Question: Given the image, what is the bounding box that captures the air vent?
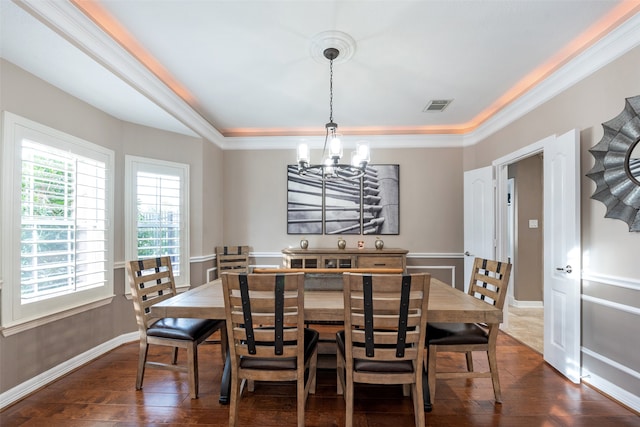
[423,99,453,112]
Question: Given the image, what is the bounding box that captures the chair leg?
[187,343,198,399]
[309,349,318,394]
[171,347,179,365]
[427,345,437,406]
[412,381,425,427]
[136,341,149,390]
[487,349,502,403]
[219,325,228,366]
[336,348,345,396]
[228,370,241,427]
[345,375,354,427]
[465,351,474,372]
[297,366,306,427]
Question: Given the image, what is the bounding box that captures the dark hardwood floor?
[1,332,638,426]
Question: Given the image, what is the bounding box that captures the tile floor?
[503,305,544,353]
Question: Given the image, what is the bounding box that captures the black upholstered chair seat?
[239,328,320,370]
[147,318,224,341]
[336,330,414,373]
[427,322,488,345]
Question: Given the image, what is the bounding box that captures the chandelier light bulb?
[297,142,310,163]
[329,134,343,159]
[324,157,335,176]
[357,141,370,163]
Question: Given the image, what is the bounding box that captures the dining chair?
[127,256,226,399]
[425,257,512,405]
[216,245,250,276]
[221,272,319,427]
[337,272,431,427]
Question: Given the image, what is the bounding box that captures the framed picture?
[287,164,399,235]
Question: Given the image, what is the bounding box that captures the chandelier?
[296,47,370,180]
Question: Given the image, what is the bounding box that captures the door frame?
[493,138,546,342]
[492,133,581,383]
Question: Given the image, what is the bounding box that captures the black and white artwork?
[287,164,399,235]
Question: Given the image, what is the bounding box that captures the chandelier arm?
[320,123,329,160]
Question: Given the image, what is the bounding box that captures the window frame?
[124,155,190,292]
[1,112,115,334]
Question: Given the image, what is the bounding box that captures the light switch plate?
[529,219,539,228]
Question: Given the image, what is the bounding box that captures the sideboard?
[281,247,408,271]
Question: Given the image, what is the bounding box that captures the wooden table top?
[151,278,503,324]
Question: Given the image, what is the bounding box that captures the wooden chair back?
[216,246,250,275]
[342,272,431,366]
[222,272,306,362]
[127,256,178,333]
[467,257,511,310]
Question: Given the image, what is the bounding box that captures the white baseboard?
[510,299,543,308]
[582,369,640,413]
[0,332,138,410]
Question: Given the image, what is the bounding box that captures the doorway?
[503,156,544,353]
[492,130,581,383]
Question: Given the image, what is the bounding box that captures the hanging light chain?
[329,56,334,125]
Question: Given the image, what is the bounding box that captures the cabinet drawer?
[357,256,403,269]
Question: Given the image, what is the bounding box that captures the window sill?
[1,295,115,337]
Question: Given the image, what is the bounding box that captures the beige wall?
[222,147,464,253]
[0,59,219,393]
[508,155,543,302]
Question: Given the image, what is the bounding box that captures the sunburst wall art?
[586,95,640,231]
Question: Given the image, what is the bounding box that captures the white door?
[463,166,494,292]
[543,129,581,383]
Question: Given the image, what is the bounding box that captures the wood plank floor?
[1,332,638,426]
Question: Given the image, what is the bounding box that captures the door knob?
[555,265,573,274]
[464,251,472,256]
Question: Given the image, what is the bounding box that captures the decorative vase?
[337,238,346,249]
[300,238,309,249]
[375,237,384,250]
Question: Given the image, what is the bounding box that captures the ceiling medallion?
[309,30,357,64]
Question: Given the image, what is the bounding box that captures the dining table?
[151,276,502,410]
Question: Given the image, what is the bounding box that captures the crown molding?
[18,1,640,150]
[464,11,640,147]
[16,0,225,146]
[221,133,465,150]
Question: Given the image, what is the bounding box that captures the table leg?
[219,345,231,404]
[423,367,432,412]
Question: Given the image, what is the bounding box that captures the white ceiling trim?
[16,1,640,151]
[222,133,465,151]
[16,0,225,146]
[464,11,640,147]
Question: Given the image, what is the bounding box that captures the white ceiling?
[2,1,640,149]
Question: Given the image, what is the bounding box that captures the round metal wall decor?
[586,95,640,231]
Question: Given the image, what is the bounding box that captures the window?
[125,156,189,289]
[1,112,114,333]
